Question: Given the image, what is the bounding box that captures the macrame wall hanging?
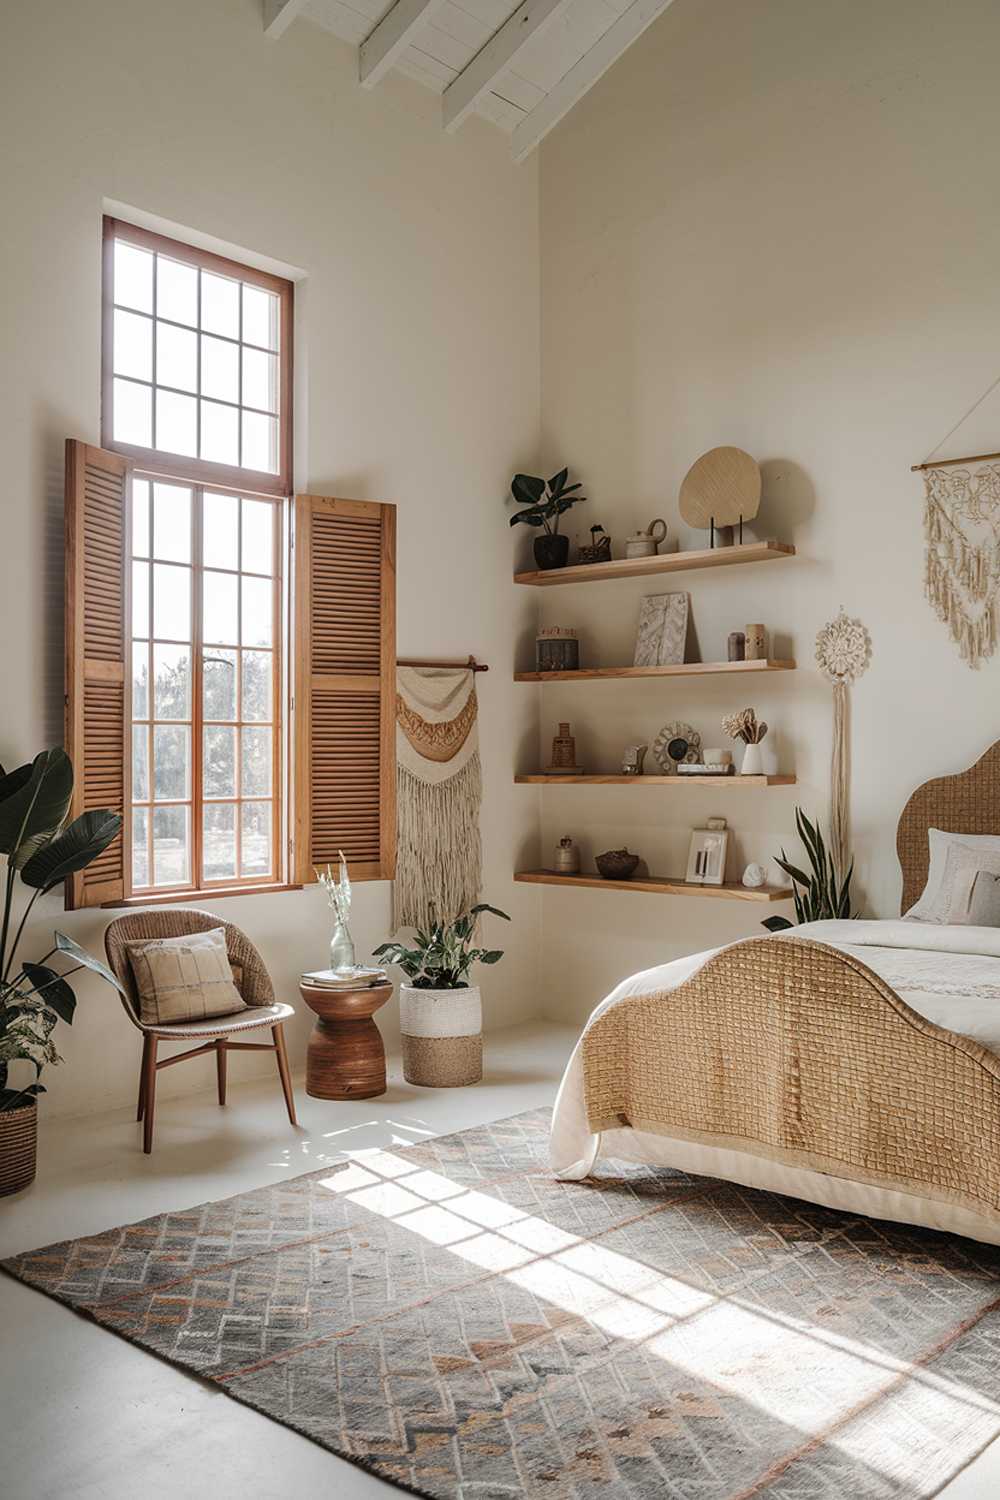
[921,462,1000,669]
[393,665,483,931]
[815,610,872,882]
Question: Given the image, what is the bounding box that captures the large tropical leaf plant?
[762,807,855,933]
[507,467,585,535]
[374,903,510,989]
[0,748,126,1113]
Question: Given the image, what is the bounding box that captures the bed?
[550,740,1000,1246]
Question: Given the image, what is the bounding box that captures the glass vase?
[329,919,356,973]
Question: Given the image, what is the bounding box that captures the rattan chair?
[104,909,298,1154]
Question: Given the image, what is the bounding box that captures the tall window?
[101,219,292,896]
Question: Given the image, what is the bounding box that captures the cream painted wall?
[0,0,541,1116]
[536,0,1000,1022]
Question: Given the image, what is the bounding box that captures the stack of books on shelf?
[300,965,388,990]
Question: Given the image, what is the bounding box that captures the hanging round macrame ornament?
[815,610,872,882]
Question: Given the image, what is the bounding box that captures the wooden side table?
[299,981,394,1100]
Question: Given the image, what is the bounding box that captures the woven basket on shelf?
[0,1099,37,1197]
[400,984,483,1087]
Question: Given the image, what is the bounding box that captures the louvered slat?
[65,440,129,908]
[295,495,396,883]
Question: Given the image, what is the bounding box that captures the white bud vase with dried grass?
[722,707,768,776]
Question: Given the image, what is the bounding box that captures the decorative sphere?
[742,862,767,889]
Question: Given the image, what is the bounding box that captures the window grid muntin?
[129,474,280,894]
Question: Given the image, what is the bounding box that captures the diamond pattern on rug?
[5,1108,1000,1499]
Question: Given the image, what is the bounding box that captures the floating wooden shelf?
[514,870,792,901]
[515,658,795,683]
[515,773,795,787]
[514,539,795,587]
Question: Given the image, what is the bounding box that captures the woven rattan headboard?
[896,740,1000,912]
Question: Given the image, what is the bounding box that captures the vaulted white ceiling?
[264,0,675,159]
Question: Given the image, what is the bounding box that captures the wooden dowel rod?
[911,449,1000,472]
[397,655,489,672]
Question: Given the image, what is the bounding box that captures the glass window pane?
[132,560,150,639]
[153,483,191,563]
[157,256,197,326]
[241,726,271,797]
[241,801,271,878]
[201,334,239,403]
[242,284,278,350]
[132,806,149,889]
[132,478,150,557]
[132,725,149,800]
[204,803,237,882]
[153,724,190,800]
[113,309,152,381]
[113,378,152,447]
[241,347,277,413]
[153,644,191,720]
[153,562,191,640]
[201,271,239,338]
[241,409,278,474]
[203,725,236,798]
[156,321,197,394]
[132,644,149,719]
[203,570,238,645]
[241,575,272,647]
[152,804,190,887]
[155,388,197,457]
[200,400,239,466]
[114,241,153,314]
[241,651,272,722]
[203,647,237,720]
[241,499,273,574]
[203,492,239,568]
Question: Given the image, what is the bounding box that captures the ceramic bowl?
[596,848,640,880]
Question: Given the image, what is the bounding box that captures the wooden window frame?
[126,472,287,902]
[102,217,294,499]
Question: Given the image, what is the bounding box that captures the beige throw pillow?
[905,829,1000,923]
[127,928,248,1026]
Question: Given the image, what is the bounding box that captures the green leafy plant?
[0,748,126,1113]
[507,467,585,535]
[374,903,510,989]
[762,807,855,933]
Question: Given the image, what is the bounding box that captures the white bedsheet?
[550,921,1000,1243]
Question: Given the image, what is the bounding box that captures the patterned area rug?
[6,1109,1000,1498]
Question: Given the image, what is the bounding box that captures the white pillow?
[905,829,1000,923]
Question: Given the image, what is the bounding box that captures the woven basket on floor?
[0,1099,37,1196]
[400,984,483,1087]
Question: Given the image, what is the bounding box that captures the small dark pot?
[0,1098,37,1196]
[533,533,570,571]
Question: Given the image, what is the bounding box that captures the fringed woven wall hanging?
[921,461,1000,669]
[815,610,872,882]
[393,665,482,931]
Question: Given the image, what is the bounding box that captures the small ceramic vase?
[728,631,746,662]
[745,623,768,660]
[624,519,668,558]
[740,742,765,776]
[554,836,580,873]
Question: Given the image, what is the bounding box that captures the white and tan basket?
[400,984,482,1087]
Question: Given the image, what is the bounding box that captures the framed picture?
[634,592,689,667]
[685,828,729,886]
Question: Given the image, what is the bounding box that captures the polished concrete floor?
[3,1020,1000,1499]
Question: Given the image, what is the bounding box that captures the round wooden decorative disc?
[679,447,761,529]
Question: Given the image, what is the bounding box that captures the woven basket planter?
[400,984,482,1087]
[0,1098,37,1197]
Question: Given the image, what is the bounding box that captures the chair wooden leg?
[137,1035,151,1120]
[272,1024,298,1126]
[142,1036,158,1154]
[216,1039,228,1105]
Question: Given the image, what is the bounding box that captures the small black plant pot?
[533,534,570,570]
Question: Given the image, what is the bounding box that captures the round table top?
[299,980,394,1021]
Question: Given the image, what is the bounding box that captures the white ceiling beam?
[511,0,676,161]
[360,0,444,89]
[442,0,573,134]
[263,0,308,39]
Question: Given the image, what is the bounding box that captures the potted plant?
[762,807,855,932]
[374,903,509,1087]
[508,467,585,570]
[0,748,126,1195]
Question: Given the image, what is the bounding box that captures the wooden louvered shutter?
[64,440,130,908]
[294,495,396,883]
